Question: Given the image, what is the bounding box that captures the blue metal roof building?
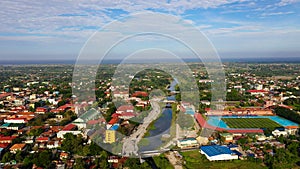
[200,145,238,161]
[110,124,119,131]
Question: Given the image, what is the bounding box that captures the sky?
[0,0,300,61]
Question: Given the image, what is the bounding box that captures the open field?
[222,118,282,128]
[180,150,267,169]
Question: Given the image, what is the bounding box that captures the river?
[140,79,177,151]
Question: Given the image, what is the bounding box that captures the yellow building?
[105,130,116,143]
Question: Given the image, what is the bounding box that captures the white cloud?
[0,0,299,59]
[205,25,262,35]
[277,0,300,6]
[261,11,294,17]
[0,0,247,44]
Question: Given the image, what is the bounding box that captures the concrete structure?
[4,118,27,123]
[72,118,86,129]
[200,145,238,161]
[220,133,233,143]
[256,134,267,141]
[272,129,288,137]
[57,130,82,138]
[206,107,273,116]
[0,123,24,130]
[285,126,299,135]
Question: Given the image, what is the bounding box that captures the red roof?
[205,108,211,111]
[132,91,148,97]
[0,143,10,148]
[50,109,60,113]
[111,113,120,118]
[194,113,223,131]
[247,90,268,93]
[0,136,17,141]
[87,118,106,125]
[17,112,35,116]
[120,112,136,117]
[285,126,299,129]
[278,104,293,110]
[0,93,12,99]
[87,120,100,125]
[108,117,118,125]
[36,137,49,142]
[227,129,263,133]
[62,124,77,131]
[50,126,64,132]
[57,104,73,111]
[117,105,134,112]
[36,107,47,112]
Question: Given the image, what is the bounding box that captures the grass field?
[180,150,267,169]
[222,118,282,128]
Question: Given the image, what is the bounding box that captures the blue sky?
[0,0,299,61]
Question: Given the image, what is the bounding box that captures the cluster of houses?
[0,87,89,164]
[104,91,151,144]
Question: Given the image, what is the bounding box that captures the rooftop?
[200,145,233,157]
[78,108,99,122]
[10,143,26,150]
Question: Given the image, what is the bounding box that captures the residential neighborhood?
[0,63,300,169]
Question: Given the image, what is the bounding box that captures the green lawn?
[222,118,282,128]
[180,150,267,169]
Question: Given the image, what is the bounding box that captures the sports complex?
[192,108,299,134]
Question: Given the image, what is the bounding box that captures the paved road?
[122,98,162,157]
[166,151,183,169]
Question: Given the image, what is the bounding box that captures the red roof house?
[36,137,49,143]
[132,91,148,97]
[62,124,77,131]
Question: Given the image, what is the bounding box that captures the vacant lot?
[222,118,282,128]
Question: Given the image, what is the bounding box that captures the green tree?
[89,142,104,155]
[15,151,24,162]
[100,158,109,169]
[38,150,52,167]
[82,145,90,156]
[74,159,85,169]
[1,152,14,163]
[61,133,84,154]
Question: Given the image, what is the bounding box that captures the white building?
[177,138,199,149]
[4,118,26,123]
[47,141,61,149]
[57,130,82,138]
[272,129,288,137]
[72,118,86,129]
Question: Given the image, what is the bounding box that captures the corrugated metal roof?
[110,124,119,131]
[78,108,99,122]
[200,145,233,157]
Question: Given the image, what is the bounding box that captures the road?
[122,98,162,157]
[165,151,183,169]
